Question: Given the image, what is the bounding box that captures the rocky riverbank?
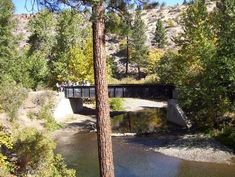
[150,134,235,164]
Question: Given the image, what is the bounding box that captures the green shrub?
[167,19,175,27]
[109,77,145,84]
[38,98,61,131]
[27,91,60,131]
[0,125,14,176]
[27,111,38,120]
[0,79,27,121]
[109,98,124,111]
[29,91,61,131]
[214,127,235,152]
[13,128,76,176]
[143,74,159,84]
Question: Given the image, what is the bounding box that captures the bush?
[28,91,61,131]
[143,74,159,83]
[37,92,61,131]
[109,77,144,84]
[167,19,175,27]
[0,124,13,176]
[13,128,76,176]
[0,79,28,121]
[147,49,165,74]
[156,51,183,84]
[109,98,124,111]
[212,127,235,152]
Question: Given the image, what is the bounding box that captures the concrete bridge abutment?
[69,98,83,113]
[167,99,191,128]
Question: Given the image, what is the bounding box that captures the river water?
[55,109,235,177]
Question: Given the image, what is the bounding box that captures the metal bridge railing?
[64,84,176,100]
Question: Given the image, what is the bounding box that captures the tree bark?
[92,1,115,177]
[137,65,141,80]
[125,35,129,76]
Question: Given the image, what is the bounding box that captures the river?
[55,109,235,177]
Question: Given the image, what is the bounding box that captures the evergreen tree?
[106,10,132,76]
[51,9,91,83]
[28,10,56,55]
[37,1,152,176]
[27,10,57,88]
[131,10,148,79]
[105,12,122,35]
[0,0,18,81]
[154,19,167,48]
[120,11,132,76]
[0,0,15,58]
[183,0,188,5]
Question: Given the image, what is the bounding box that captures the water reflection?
[111,108,167,134]
[55,108,235,177]
[55,133,235,177]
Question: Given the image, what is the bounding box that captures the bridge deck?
[64,84,176,100]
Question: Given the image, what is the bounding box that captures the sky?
[12,0,184,14]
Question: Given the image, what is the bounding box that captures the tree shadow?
[77,106,128,117]
[77,106,96,116]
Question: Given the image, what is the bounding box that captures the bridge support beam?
[69,98,83,113]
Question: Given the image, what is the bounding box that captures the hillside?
[13,1,216,74]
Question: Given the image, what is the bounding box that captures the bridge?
[63,84,190,128]
[64,84,176,99]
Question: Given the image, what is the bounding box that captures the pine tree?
[106,10,132,76]
[183,0,188,5]
[51,10,91,83]
[27,10,57,88]
[0,0,15,58]
[37,1,152,176]
[28,10,56,55]
[120,11,132,76]
[0,0,17,81]
[131,10,148,79]
[154,19,167,48]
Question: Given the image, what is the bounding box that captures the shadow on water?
[55,108,235,177]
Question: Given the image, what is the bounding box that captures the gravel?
[151,134,235,164]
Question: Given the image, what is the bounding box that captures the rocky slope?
[14,1,216,73]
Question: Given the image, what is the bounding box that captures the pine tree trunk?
[92,1,115,177]
[125,35,129,76]
[137,65,141,80]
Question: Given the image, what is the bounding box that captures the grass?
[109,98,124,111]
[109,74,158,85]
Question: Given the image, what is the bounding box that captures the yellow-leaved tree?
[68,39,94,83]
[147,48,165,74]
